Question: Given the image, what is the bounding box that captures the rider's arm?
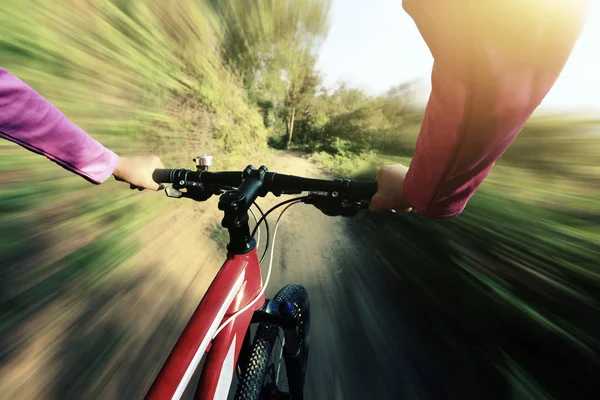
[0,68,163,189]
[397,0,591,218]
[0,67,119,184]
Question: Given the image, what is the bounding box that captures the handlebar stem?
[218,165,267,254]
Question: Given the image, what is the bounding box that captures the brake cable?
[251,196,309,238]
[213,201,303,338]
[252,202,270,265]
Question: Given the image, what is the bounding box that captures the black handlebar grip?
[349,180,378,201]
[152,168,175,184]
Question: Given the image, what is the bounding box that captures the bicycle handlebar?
[153,164,377,251]
[152,168,377,202]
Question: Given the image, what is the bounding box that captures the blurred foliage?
[216,0,331,148]
[0,0,331,295]
[0,0,329,396]
[502,114,600,184]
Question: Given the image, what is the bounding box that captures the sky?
[315,0,600,111]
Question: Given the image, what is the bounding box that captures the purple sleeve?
[0,68,119,184]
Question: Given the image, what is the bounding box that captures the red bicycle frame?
[145,248,264,400]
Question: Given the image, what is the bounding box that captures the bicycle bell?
[194,154,213,171]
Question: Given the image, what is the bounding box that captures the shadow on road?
[298,210,600,399]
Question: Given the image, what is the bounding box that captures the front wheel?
[234,284,310,400]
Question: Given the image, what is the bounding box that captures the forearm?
[402,0,592,218]
[0,68,118,184]
[403,64,539,218]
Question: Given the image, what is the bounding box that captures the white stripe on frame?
[171,271,245,400]
[213,335,237,399]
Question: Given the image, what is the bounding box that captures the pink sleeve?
[0,68,119,184]
[401,0,592,218]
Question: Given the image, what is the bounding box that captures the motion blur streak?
[1,1,599,399]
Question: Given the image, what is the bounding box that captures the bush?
[312,150,380,178]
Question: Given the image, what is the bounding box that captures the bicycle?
[144,155,377,400]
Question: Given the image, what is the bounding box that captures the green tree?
[212,0,332,142]
[283,60,320,148]
[213,0,331,86]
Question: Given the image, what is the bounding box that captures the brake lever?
[304,191,367,217]
[165,186,184,198]
[164,180,216,201]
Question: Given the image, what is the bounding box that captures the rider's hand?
[112,155,164,191]
[369,164,414,213]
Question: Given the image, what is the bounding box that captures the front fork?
[238,298,305,399]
